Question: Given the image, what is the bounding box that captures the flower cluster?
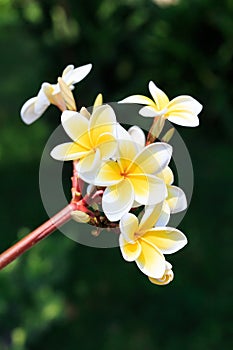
[21,63,202,285]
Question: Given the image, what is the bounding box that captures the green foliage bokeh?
[0,0,232,349]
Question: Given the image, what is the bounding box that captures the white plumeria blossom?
[20,63,92,124]
[119,203,187,279]
[51,104,118,179]
[89,139,172,221]
[119,81,202,127]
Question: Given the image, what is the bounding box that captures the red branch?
[0,203,77,270]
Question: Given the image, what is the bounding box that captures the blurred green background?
[0,0,232,349]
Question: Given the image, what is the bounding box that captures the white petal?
[77,149,101,182]
[61,110,90,145]
[167,113,199,127]
[102,178,135,221]
[89,104,116,143]
[156,201,170,226]
[93,93,103,109]
[79,107,91,119]
[120,213,139,243]
[95,132,117,159]
[168,95,203,114]
[136,238,166,278]
[129,174,167,205]
[38,83,54,109]
[140,106,162,117]
[114,123,132,141]
[20,96,48,125]
[94,160,123,186]
[143,227,187,254]
[35,86,51,114]
[138,203,163,232]
[117,140,139,171]
[149,81,169,110]
[128,125,146,148]
[119,235,142,262]
[119,95,154,105]
[156,166,174,185]
[167,185,187,213]
[62,64,74,77]
[130,142,172,175]
[167,96,202,127]
[63,63,92,85]
[50,142,90,161]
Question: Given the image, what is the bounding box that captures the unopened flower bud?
[71,210,90,223]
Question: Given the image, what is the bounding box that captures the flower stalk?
[0,203,76,270]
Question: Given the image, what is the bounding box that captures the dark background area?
[0,0,232,349]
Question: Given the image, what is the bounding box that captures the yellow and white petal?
[136,238,166,278]
[41,82,55,101]
[114,123,132,142]
[142,227,187,254]
[155,201,170,226]
[93,93,103,109]
[128,125,146,148]
[62,64,74,78]
[117,140,139,172]
[20,96,48,125]
[119,94,155,106]
[128,174,167,205]
[63,63,92,86]
[130,142,172,175]
[95,132,117,159]
[79,107,91,120]
[94,160,123,186]
[138,203,163,233]
[89,104,116,144]
[61,110,91,148]
[168,95,202,114]
[139,105,163,117]
[102,178,135,221]
[167,96,202,127]
[119,213,139,243]
[167,112,199,127]
[119,235,142,262]
[149,81,169,110]
[167,185,187,213]
[156,166,174,185]
[149,261,174,285]
[36,86,52,114]
[76,149,101,182]
[50,142,90,161]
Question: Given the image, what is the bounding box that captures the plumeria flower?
[125,131,187,214]
[119,204,187,280]
[148,261,174,286]
[157,166,187,213]
[87,139,172,221]
[20,63,92,124]
[119,81,202,127]
[51,104,117,178]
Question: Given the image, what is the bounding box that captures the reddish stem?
[0,203,77,271]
